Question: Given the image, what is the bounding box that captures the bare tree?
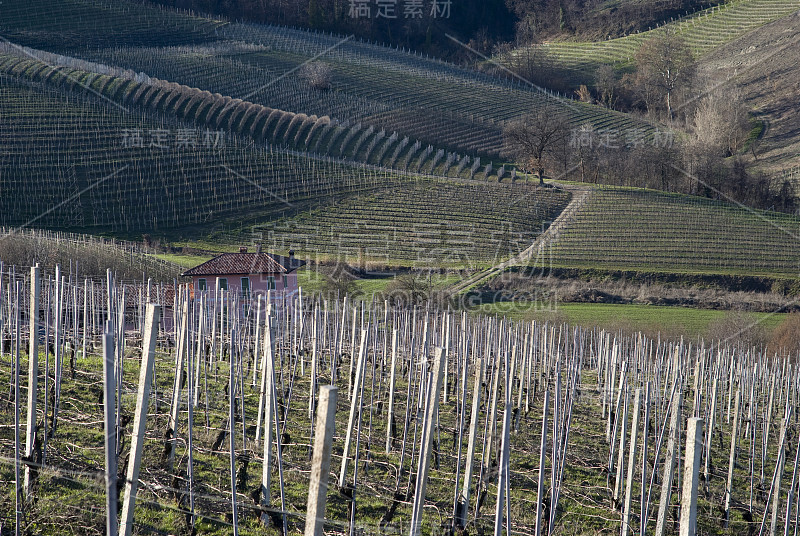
[503,106,569,184]
[630,31,694,120]
[594,64,618,109]
[319,263,360,300]
[384,273,430,305]
[299,61,333,91]
[692,85,750,157]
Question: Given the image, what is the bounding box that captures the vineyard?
[505,0,800,84]
[0,0,657,169]
[0,0,225,49]
[2,4,800,534]
[0,72,405,234]
[1,268,800,536]
[538,187,800,277]
[0,45,507,186]
[252,179,571,267]
[0,228,181,282]
[0,68,579,268]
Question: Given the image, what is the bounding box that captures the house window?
[197,278,207,291]
[282,275,288,288]
[241,277,250,293]
[268,276,276,290]
[218,278,228,291]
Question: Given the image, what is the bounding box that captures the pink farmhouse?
[181,247,305,300]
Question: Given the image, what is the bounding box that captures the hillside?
[3,3,800,536]
[696,9,800,175]
[0,0,657,167]
[0,228,181,280]
[537,186,800,277]
[0,74,394,232]
[252,178,571,267]
[500,0,799,87]
[0,55,575,268]
[0,0,797,278]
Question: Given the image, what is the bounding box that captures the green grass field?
[472,301,786,338]
[296,267,461,296]
[152,253,214,268]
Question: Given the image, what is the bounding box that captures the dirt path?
[447,184,593,295]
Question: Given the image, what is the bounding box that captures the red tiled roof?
[181,252,305,277]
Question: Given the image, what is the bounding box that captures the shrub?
[767,313,800,358]
[705,311,767,350]
[299,61,333,91]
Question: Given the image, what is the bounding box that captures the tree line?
[502,32,794,213]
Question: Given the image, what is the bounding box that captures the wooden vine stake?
[655,379,682,536]
[339,329,368,488]
[229,328,239,536]
[724,390,740,527]
[409,347,446,536]
[622,388,642,536]
[457,356,484,528]
[769,408,790,536]
[102,331,118,536]
[119,304,161,536]
[13,281,22,535]
[260,314,277,521]
[614,388,629,506]
[386,328,398,453]
[24,264,40,499]
[304,386,338,536]
[167,293,189,473]
[535,389,550,536]
[493,352,512,536]
[679,418,704,536]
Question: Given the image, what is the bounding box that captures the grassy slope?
[296,267,461,295]
[473,301,785,337]
[696,10,800,175]
[500,0,799,86]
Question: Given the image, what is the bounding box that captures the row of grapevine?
[0,47,505,181]
[512,0,800,80]
[0,0,225,49]
[0,74,403,233]
[538,186,800,276]
[252,177,572,266]
[2,263,799,535]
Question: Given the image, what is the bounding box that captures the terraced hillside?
[254,179,571,267]
[505,0,799,85]
[0,0,225,49]
[0,68,570,267]
[0,74,395,233]
[541,187,800,276]
[0,0,657,166]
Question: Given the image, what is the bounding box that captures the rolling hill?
[501,0,800,87]
[0,0,798,279]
